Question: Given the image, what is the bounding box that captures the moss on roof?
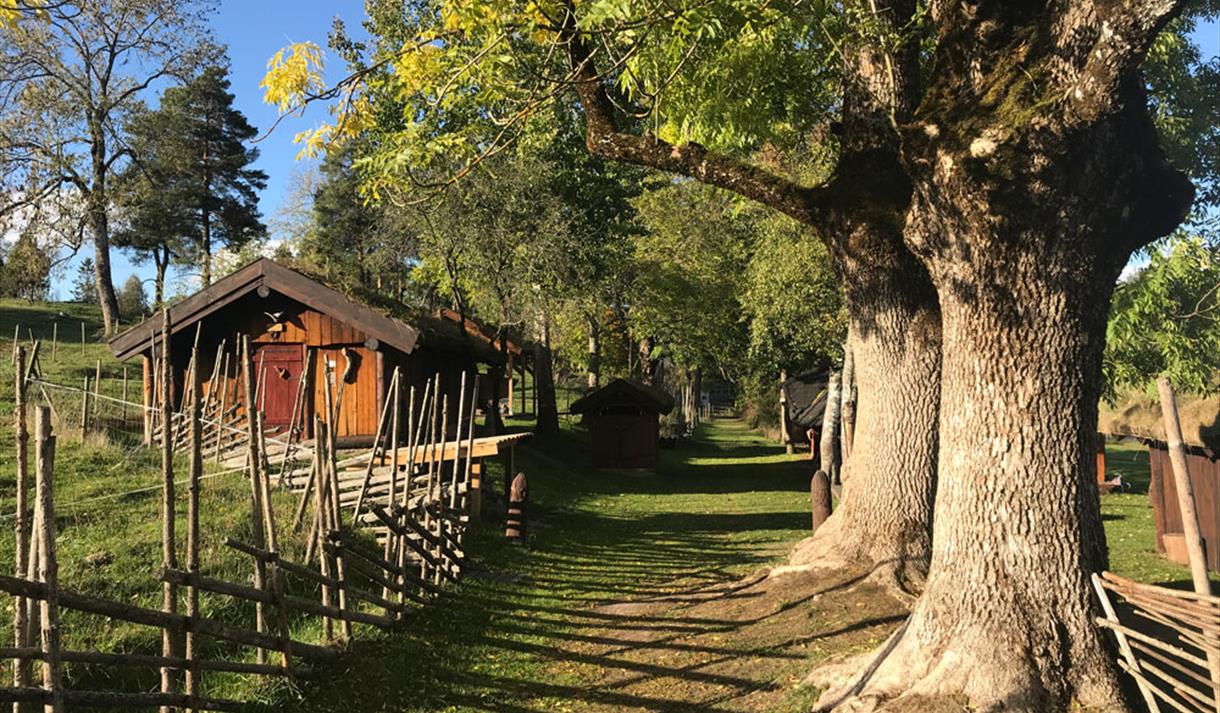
[1098,388,1220,450]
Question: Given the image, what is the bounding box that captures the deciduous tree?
[0,0,214,333]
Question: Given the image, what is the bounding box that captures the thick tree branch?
[558,2,826,227]
[1054,0,1187,124]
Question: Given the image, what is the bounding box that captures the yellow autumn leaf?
[261,41,326,113]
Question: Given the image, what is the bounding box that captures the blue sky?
[74,0,369,300]
[58,5,1220,300]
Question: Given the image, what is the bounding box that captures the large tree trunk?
[816,3,1195,707]
[787,263,941,585]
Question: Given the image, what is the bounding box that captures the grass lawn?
[0,299,1204,710]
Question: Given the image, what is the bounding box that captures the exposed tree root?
[773,514,924,606]
[806,606,1132,713]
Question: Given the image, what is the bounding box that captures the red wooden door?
[255,344,305,433]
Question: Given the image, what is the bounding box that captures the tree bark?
[817,4,1195,707]
[788,264,941,584]
[785,0,941,585]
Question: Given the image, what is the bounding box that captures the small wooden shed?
[570,378,674,469]
[779,369,829,449]
[108,258,502,446]
[1099,392,1220,572]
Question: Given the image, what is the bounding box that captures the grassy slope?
[0,299,1202,709]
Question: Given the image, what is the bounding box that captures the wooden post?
[79,377,89,441]
[255,414,292,674]
[461,377,480,526]
[312,417,334,643]
[383,369,403,606]
[185,349,202,713]
[11,324,19,365]
[13,347,31,710]
[811,470,832,533]
[352,368,399,519]
[1156,376,1220,707]
[240,336,269,664]
[214,351,230,465]
[159,309,178,713]
[92,360,101,432]
[79,322,85,356]
[34,406,63,713]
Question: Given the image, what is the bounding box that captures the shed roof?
[569,378,674,415]
[436,307,533,359]
[782,369,830,430]
[1099,389,1220,451]
[108,258,502,364]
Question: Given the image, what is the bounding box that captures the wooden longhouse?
[108,258,503,446]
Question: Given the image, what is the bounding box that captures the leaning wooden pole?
[1156,376,1220,707]
[185,346,203,713]
[158,308,179,713]
[352,368,400,519]
[34,406,63,713]
[240,336,270,664]
[12,347,30,711]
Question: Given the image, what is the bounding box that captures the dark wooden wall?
[1149,443,1219,571]
[587,411,660,469]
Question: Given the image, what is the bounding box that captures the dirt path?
[280,418,907,713]
[530,566,905,713]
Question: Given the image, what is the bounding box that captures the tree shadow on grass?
[272,417,836,712]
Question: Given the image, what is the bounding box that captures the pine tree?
[116,275,149,320]
[115,63,267,291]
[72,258,98,304]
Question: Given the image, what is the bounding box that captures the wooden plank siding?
[1149,443,1220,571]
[117,262,500,445]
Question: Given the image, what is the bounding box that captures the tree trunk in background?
[87,124,120,334]
[153,247,170,307]
[692,368,702,427]
[839,340,855,461]
[200,205,212,287]
[534,318,559,435]
[778,370,793,454]
[817,370,841,482]
[586,315,600,390]
[819,3,1195,707]
[787,264,941,584]
[637,337,655,385]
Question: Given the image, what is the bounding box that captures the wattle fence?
[0,334,483,711]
